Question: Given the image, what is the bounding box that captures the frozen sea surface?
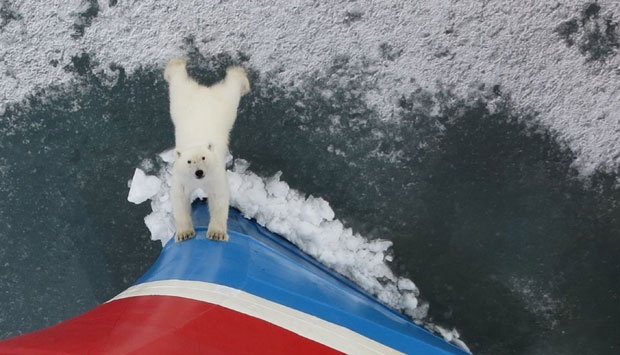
[1,1,619,354]
[2,1,620,176]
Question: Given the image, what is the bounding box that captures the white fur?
[164,58,250,242]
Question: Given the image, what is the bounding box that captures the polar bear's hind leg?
[225,66,251,95]
[164,58,188,82]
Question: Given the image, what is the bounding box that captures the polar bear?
[164,58,250,242]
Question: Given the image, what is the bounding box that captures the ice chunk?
[397,278,418,292]
[144,211,174,244]
[159,149,176,164]
[265,172,289,199]
[127,168,161,204]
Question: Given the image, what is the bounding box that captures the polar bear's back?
[166,60,249,152]
[170,84,236,150]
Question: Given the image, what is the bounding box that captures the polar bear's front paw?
[207,226,229,242]
[175,228,196,242]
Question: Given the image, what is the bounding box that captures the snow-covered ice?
[127,151,467,349]
[2,1,620,177]
[127,168,161,204]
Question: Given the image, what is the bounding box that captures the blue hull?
[0,201,468,354]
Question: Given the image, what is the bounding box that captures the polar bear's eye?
[202,156,205,160]
[187,160,191,164]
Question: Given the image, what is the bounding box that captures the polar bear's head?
[175,144,214,180]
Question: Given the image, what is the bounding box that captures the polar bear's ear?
[176,151,181,158]
[207,143,213,151]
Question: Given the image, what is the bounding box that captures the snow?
[127,151,466,349]
[2,1,620,176]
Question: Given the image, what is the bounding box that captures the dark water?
[1,52,619,354]
[0,62,165,338]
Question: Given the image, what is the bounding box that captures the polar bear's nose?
[195,170,204,179]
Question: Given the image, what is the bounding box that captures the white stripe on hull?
[112,280,402,355]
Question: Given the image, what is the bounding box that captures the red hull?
[0,295,340,355]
